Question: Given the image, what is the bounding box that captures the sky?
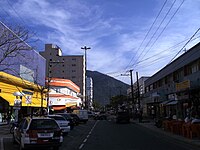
[0,0,200,85]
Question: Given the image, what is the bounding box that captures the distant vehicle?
[68,113,80,125]
[13,116,63,150]
[56,113,75,130]
[47,114,70,134]
[94,111,107,120]
[88,111,95,118]
[116,110,130,123]
[72,109,88,123]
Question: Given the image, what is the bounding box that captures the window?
[191,63,198,73]
[72,76,76,79]
[72,58,76,61]
[72,70,76,72]
[72,64,76,67]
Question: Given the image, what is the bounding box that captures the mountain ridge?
[87,70,130,106]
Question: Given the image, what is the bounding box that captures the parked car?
[88,111,95,118]
[68,113,80,125]
[13,116,63,150]
[56,113,75,130]
[94,111,107,120]
[116,110,130,123]
[47,114,70,135]
[72,110,88,123]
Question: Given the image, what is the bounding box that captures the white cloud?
[2,0,200,84]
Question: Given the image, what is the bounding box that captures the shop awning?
[66,102,77,107]
[0,93,47,107]
[52,105,66,110]
[166,100,178,105]
[160,100,172,105]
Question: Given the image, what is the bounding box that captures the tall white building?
[86,77,93,110]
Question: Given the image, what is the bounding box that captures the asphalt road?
[2,119,200,150]
[81,120,200,150]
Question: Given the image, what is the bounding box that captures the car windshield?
[29,119,59,130]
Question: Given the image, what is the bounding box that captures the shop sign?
[176,80,190,91]
[25,95,32,104]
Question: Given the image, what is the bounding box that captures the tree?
[110,95,127,109]
[0,21,36,70]
[0,22,47,115]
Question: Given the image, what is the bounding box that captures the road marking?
[78,120,99,149]
[79,144,84,149]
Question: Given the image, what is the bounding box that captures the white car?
[13,116,63,150]
[47,115,70,134]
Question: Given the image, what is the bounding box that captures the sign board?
[25,95,32,104]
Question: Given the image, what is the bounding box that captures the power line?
[132,0,178,69]
[140,0,185,61]
[124,0,169,72]
[168,27,200,64]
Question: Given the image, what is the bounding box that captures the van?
[72,110,88,123]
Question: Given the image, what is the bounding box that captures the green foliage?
[110,95,127,108]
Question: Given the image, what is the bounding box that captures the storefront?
[0,72,47,122]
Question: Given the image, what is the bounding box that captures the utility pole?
[136,71,140,109]
[130,70,134,104]
[81,46,91,110]
[46,60,64,114]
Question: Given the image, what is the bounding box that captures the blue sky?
[0,0,200,84]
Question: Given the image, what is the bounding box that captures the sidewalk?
[132,119,200,148]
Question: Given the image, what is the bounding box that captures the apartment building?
[39,44,85,106]
[144,42,200,119]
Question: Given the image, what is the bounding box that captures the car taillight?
[26,130,35,138]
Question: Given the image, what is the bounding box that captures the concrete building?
[86,77,93,110]
[48,78,81,112]
[40,44,85,107]
[0,22,47,122]
[144,42,200,119]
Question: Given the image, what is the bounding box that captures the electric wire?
[168,27,200,64]
[124,0,169,72]
[131,0,178,70]
[138,0,186,62]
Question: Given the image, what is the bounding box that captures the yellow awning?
[66,102,77,107]
[0,93,47,107]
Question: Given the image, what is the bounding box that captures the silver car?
[47,114,70,135]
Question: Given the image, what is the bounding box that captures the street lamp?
[13,91,24,122]
[81,46,91,109]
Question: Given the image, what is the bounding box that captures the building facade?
[0,22,47,122]
[144,42,200,119]
[86,77,93,110]
[39,44,85,107]
[48,78,81,112]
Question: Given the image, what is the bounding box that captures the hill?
[87,70,130,106]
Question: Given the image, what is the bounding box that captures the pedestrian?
[6,113,11,125]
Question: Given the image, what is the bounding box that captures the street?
[2,119,200,150]
[82,119,200,150]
